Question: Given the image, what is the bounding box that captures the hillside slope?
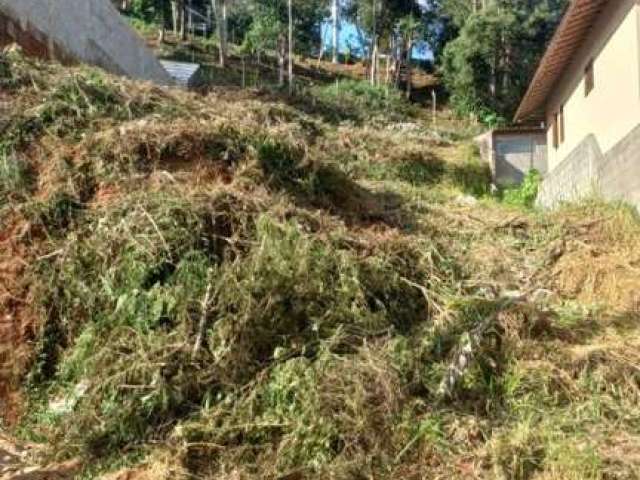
[1,49,639,480]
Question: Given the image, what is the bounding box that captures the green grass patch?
[309,79,416,123]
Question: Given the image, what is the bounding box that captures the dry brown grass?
[548,205,640,310]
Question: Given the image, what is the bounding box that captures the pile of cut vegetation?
[1,49,639,480]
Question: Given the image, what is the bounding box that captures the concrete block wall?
[537,123,640,210]
[475,129,548,187]
[597,123,640,208]
[0,0,172,85]
[494,132,547,186]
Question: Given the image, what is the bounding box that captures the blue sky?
[321,21,433,61]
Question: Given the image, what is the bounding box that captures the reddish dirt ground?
[0,215,36,427]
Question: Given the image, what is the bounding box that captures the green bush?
[501,169,541,208]
[310,79,414,122]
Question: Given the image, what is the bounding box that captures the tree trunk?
[394,37,402,88]
[278,34,286,87]
[158,0,166,43]
[222,0,228,55]
[331,0,339,64]
[171,1,179,35]
[213,0,227,67]
[370,0,377,85]
[385,51,391,85]
[317,32,326,67]
[389,34,397,86]
[405,41,414,100]
[180,0,187,41]
[288,0,294,94]
[158,22,166,43]
[370,41,378,86]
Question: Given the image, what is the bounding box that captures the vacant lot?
[1,50,639,480]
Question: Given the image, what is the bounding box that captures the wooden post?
[431,89,437,126]
[278,34,285,87]
[242,56,246,89]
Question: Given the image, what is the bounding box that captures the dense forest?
[120,0,567,123]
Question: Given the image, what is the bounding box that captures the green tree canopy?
[439,0,567,121]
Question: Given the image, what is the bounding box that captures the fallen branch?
[192,268,214,360]
[437,294,528,399]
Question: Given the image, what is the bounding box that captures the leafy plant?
[501,169,541,208]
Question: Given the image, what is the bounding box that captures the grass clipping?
[1,51,639,480]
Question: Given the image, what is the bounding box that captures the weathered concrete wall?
[598,123,640,208]
[475,129,548,187]
[494,132,547,186]
[0,0,172,85]
[538,123,640,210]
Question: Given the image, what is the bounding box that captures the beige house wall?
[545,0,640,171]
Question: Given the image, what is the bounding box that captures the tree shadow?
[306,164,414,229]
[381,149,492,196]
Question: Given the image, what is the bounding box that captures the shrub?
[502,169,541,208]
[310,79,414,122]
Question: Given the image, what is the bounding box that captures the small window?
[585,59,595,96]
[559,105,565,144]
[552,113,559,149]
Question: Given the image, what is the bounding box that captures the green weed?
[501,169,541,208]
[0,151,32,204]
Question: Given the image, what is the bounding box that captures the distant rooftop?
[160,60,201,88]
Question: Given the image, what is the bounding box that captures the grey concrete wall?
[494,132,547,186]
[0,0,172,85]
[598,123,640,207]
[538,123,640,210]
[475,130,548,187]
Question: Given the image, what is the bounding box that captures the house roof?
[514,0,611,122]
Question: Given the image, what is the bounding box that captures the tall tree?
[288,0,294,92]
[398,14,422,98]
[370,0,378,84]
[439,0,567,120]
[331,0,340,63]
[213,0,229,66]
